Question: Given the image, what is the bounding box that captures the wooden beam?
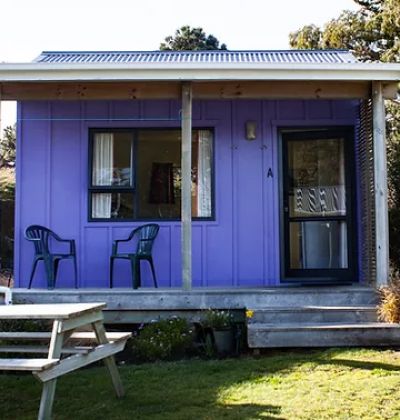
[372,81,389,287]
[181,82,192,290]
[193,81,371,100]
[0,81,181,101]
[0,80,372,101]
[0,86,2,135]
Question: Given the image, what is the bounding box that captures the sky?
[0,0,358,127]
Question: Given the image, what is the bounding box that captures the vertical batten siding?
[15,99,360,288]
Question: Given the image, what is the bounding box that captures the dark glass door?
[282,129,356,283]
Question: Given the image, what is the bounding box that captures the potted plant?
[203,309,234,355]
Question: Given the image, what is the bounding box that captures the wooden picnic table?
[0,302,131,420]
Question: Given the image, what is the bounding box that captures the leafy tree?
[290,0,400,268]
[0,125,16,168]
[160,26,227,51]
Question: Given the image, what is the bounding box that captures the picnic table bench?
[0,303,131,420]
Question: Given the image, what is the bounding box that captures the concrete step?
[248,306,378,324]
[247,322,400,348]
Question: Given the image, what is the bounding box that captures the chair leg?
[44,258,55,289]
[73,256,78,288]
[149,257,158,288]
[28,258,39,289]
[53,259,60,288]
[131,258,140,289]
[110,258,115,288]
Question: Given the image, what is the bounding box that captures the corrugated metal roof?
[34,50,358,65]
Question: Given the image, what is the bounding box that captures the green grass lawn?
[1,348,400,419]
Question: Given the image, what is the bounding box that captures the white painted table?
[0,303,131,420]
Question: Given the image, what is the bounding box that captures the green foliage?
[0,318,50,332]
[160,26,227,51]
[132,317,194,361]
[0,167,15,202]
[202,309,233,330]
[288,24,323,49]
[0,125,16,168]
[290,0,400,270]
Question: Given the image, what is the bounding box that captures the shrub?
[378,271,400,323]
[132,317,194,362]
[202,309,233,330]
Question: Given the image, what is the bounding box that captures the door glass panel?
[288,138,346,218]
[289,220,348,269]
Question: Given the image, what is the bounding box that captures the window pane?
[288,138,346,218]
[92,132,133,187]
[136,129,213,219]
[289,221,348,269]
[91,193,134,219]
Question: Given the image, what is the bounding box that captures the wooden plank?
[0,332,51,340]
[0,302,106,320]
[0,358,59,371]
[0,80,372,101]
[0,345,92,354]
[181,82,192,291]
[0,81,181,100]
[372,81,389,287]
[60,310,103,332]
[12,287,377,310]
[193,81,371,99]
[0,331,129,341]
[68,331,131,341]
[92,320,125,398]
[34,339,126,382]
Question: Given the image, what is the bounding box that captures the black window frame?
[88,127,216,222]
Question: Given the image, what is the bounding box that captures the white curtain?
[197,130,212,217]
[92,133,114,218]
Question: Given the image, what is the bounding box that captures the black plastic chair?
[110,224,160,289]
[25,225,77,289]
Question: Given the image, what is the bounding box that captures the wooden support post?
[372,81,389,286]
[0,86,2,137]
[38,320,64,420]
[181,82,192,290]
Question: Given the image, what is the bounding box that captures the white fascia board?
[0,62,400,81]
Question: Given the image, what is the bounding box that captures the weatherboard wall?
[15,99,360,288]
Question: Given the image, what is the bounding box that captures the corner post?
[372,81,389,286]
[181,82,192,290]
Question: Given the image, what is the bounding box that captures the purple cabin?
[0,49,397,290]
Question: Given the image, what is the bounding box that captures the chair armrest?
[112,239,128,255]
[50,232,76,254]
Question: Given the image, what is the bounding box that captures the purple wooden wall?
[15,99,359,288]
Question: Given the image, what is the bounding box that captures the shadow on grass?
[1,348,397,419]
[315,357,400,372]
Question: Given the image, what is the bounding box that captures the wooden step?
[248,322,400,348]
[247,306,378,324]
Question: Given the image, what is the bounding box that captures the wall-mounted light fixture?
[245,121,257,140]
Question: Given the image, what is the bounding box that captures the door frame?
[279,126,358,284]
